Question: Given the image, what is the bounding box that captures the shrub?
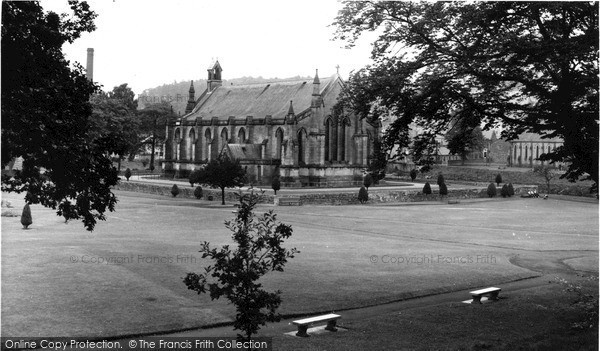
[194,186,203,199]
[189,170,202,187]
[358,186,368,204]
[171,184,180,197]
[501,184,509,197]
[21,204,32,229]
[495,173,503,186]
[487,183,497,197]
[437,173,445,187]
[410,169,417,181]
[141,159,149,168]
[124,168,131,181]
[508,183,515,197]
[364,173,373,189]
[439,182,448,197]
[271,177,281,195]
[149,164,155,171]
[423,182,432,195]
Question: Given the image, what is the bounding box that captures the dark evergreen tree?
[439,183,448,198]
[410,169,417,181]
[495,174,503,186]
[487,183,497,197]
[363,173,373,189]
[437,174,445,187]
[423,182,432,196]
[194,186,203,199]
[171,184,180,197]
[124,168,131,181]
[501,184,510,197]
[271,177,281,195]
[508,183,515,197]
[358,186,368,204]
[20,203,32,229]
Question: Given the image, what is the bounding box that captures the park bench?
[469,287,501,304]
[292,313,340,337]
[278,197,301,206]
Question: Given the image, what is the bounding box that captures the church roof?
[183,76,339,121]
[513,132,563,142]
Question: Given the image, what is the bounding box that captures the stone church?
[162,61,379,186]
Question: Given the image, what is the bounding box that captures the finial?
[336,65,340,75]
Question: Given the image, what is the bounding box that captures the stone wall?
[114,181,538,206]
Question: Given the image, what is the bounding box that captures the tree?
[171,184,179,197]
[358,186,368,204]
[423,182,432,196]
[2,1,119,231]
[436,174,445,187]
[271,177,281,195]
[197,155,246,205]
[333,2,598,190]
[445,121,485,165]
[501,184,510,197]
[508,183,515,197]
[495,174,503,186]
[410,169,417,181]
[363,173,373,189]
[189,170,202,187]
[439,182,448,198]
[194,186,203,199]
[534,165,556,195]
[183,191,299,341]
[138,102,172,171]
[125,168,132,181]
[487,183,497,197]
[368,138,388,182]
[21,204,32,229]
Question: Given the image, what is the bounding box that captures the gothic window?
[298,129,307,164]
[275,128,283,159]
[204,129,212,161]
[220,128,229,151]
[238,128,246,143]
[325,117,333,161]
[188,129,196,161]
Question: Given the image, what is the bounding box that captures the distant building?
[508,132,564,168]
[163,61,379,186]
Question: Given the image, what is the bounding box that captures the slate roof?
[183,75,339,121]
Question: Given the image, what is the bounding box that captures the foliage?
[446,120,485,165]
[508,183,515,197]
[1,1,120,231]
[495,174,503,186]
[138,102,172,171]
[21,203,32,229]
[436,174,445,187]
[410,169,417,181]
[197,155,246,205]
[183,191,299,341]
[141,159,149,168]
[125,168,131,181]
[501,184,510,197]
[487,183,497,197]
[423,182,432,195]
[333,2,599,190]
[189,170,202,187]
[534,165,557,194]
[194,186,203,199]
[271,177,281,195]
[358,186,368,204]
[171,184,179,197]
[363,173,373,189]
[439,182,448,197]
[368,138,387,182]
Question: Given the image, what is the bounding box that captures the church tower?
[207,60,223,92]
[185,81,195,114]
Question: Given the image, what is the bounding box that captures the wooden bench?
[292,313,340,337]
[278,197,301,206]
[470,287,501,304]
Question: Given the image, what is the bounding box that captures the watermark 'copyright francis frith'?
[69,254,198,265]
[369,254,497,265]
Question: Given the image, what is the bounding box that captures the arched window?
[188,129,196,161]
[204,129,212,161]
[238,128,246,143]
[339,118,350,162]
[275,128,283,159]
[220,128,229,151]
[174,128,181,160]
[325,117,334,162]
[298,129,307,164]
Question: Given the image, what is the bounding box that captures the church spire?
[185,80,195,114]
[311,69,321,108]
[287,100,295,116]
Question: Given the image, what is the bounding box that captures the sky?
[43,0,378,97]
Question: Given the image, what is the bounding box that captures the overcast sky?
[43,0,376,97]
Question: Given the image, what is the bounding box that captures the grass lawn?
[1,190,597,341]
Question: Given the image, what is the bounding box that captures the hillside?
[138,76,312,116]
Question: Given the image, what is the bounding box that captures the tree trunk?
[150,117,157,171]
[221,187,226,205]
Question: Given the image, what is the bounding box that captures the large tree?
[137,102,171,171]
[445,117,485,165]
[333,1,598,189]
[1,1,121,231]
[197,155,247,205]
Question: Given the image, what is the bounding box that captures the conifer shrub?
[194,186,203,199]
[21,204,32,229]
[124,168,131,181]
[423,182,432,195]
[495,173,503,186]
[358,186,368,204]
[508,183,515,197]
[410,169,417,181]
[271,177,281,195]
[364,173,373,189]
[487,182,497,197]
[437,173,445,187]
[439,182,448,197]
[501,184,510,197]
[171,184,180,197]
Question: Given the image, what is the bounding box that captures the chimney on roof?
[185,81,195,114]
[86,48,94,81]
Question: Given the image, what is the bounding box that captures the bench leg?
[296,325,309,337]
[325,320,338,332]
[471,295,482,304]
[489,292,500,301]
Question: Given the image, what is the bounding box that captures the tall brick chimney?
[86,48,94,81]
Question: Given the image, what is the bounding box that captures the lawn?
[1,190,597,339]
